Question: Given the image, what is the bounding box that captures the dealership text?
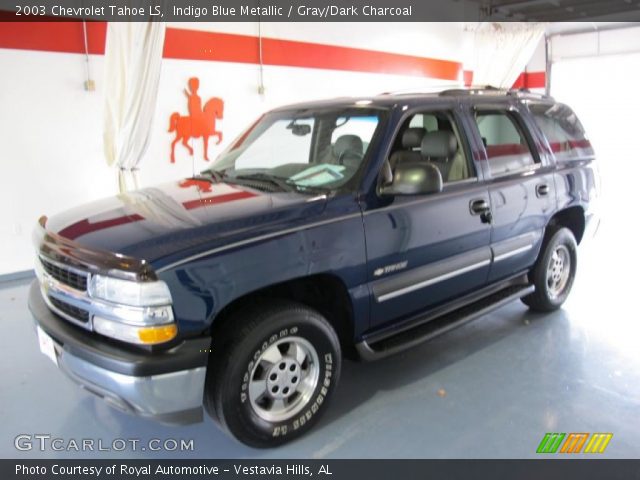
[16,463,328,476]
[14,434,193,452]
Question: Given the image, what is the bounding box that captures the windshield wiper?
[201,169,227,182]
[288,183,330,195]
[231,173,297,192]
[225,172,331,195]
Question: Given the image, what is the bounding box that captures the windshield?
[205,107,385,193]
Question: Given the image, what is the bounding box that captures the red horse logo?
[169,77,224,163]
[178,178,213,193]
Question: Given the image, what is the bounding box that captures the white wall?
[0,22,468,275]
[527,36,546,72]
[0,49,113,275]
[549,28,640,241]
[549,29,640,319]
[551,25,640,61]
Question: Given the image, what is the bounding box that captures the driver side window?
[389,111,474,184]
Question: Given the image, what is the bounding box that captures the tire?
[522,226,578,312]
[204,301,341,448]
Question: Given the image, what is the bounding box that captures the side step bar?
[356,282,535,361]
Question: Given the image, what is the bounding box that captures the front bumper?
[28,281,210,425]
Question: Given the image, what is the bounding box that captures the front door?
[363,107,492,330]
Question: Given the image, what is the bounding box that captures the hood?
[44,178,327,268]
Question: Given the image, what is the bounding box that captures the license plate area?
[37,326,58,366]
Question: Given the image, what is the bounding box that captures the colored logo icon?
[537,433,613,454]
[169,77,224,163]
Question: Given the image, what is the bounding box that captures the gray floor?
[1,224,639,459]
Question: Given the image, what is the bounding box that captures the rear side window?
[475,111,537,176]
[529,103,594,162]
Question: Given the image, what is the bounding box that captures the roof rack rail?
[377,85,464,96]
[510,88,554,101]
[439,86,552,100]
[376,85,554,102]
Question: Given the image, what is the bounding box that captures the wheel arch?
[209,273,357,359]
[547,206,586,244]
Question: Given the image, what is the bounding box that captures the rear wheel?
[522,226,578,312]
[205,301,341,447]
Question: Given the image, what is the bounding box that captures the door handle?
[470,199,492,224]
[470,199,490,215]
[536,183,550,197]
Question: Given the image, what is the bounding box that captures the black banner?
[4,459,640,480]
[0,0,638,22]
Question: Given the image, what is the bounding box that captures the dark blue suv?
[29,88,599,447]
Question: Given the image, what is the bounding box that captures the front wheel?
[522,226,578,312]
[205,301,341,448]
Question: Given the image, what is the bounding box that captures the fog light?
[93,316,177,345]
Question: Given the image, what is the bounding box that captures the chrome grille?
[40,257,88,291]
[48,297,90,323]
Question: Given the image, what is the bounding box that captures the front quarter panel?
[158,196,368,338]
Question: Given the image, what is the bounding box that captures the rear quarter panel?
[554,159,600,227]
[519,100,600,232]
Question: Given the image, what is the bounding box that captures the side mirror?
[380,162,443,196]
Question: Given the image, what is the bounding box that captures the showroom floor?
[1,223,638,459]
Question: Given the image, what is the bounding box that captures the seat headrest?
[421,131,457,159]
[402,127,426,149]
[333,135,363,158]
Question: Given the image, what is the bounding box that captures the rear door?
[362,104,492,330]
[469,102,556,283]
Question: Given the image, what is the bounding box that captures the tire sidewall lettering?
[544,231,577,305]
[239,324,335,438]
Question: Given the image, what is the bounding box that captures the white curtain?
[466,22,546,89]
[103,22,166,193]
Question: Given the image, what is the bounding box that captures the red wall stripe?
[56,189,258,240]
[0,21,106,54]
[58,214,142,240]
[261,36,460,79]
[0,22,462,81]
[513,71,546,89]
[182,191,257,210]
[162,27,258,64]
[463,70,474,87]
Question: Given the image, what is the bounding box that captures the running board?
[356,283,535,361]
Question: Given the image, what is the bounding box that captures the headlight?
[89,274,177,345]
[89,275,172,307]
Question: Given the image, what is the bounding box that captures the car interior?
[475,111,537,176]
[386,112,471,185]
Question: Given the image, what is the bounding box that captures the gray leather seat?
[333,135,363,168]
[389,127,426,170]
[421,130,464,182]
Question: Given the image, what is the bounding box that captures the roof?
[271,87,554,112]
